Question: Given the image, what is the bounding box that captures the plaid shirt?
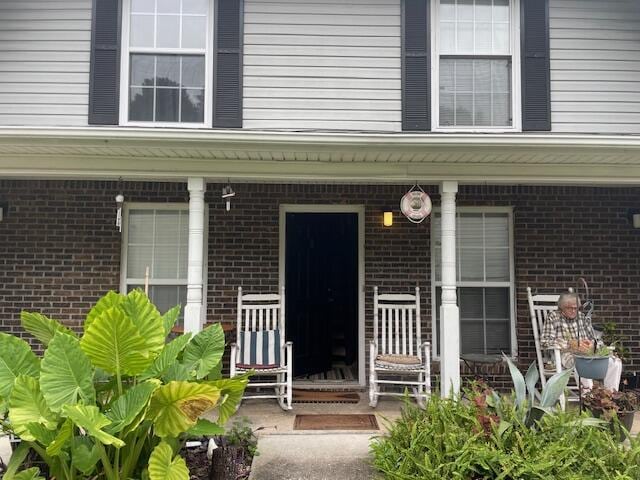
[540,310,600,350]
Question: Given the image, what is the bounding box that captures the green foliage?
[222,417,260,459]
[0,290,248,480]
[371,393,640,479]
[601,322,630,363]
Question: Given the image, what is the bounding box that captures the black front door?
[285,212,358,378]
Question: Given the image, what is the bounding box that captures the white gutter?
[1,126,640,149]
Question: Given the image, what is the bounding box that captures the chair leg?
[416,373,425,408]
[277,373,287,411]
[369,370,379,408]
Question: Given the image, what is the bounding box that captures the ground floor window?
[122,205,189,325]
[432,208,514,356]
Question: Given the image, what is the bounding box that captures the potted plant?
[209,417,260,480]
[568,339,612,380]
[583,384,639,440]
[597,322,638,390]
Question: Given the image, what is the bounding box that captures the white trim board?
[278,204,366,387]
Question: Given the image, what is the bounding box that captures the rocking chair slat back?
[237,287,285,338]
[527,287,560,386]
[374,287,422,358]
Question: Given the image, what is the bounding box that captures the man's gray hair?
[558,292,578,308]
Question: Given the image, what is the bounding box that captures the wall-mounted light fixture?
[383,211,393,227]
[222,182,236,211]
[0,202,7,222]
[628,209,640,229]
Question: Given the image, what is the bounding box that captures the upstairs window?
[120,0,212,125]
[433,0,520,130]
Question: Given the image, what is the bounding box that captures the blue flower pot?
[574,355,609,380]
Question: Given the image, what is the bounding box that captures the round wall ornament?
[400,185,432,223]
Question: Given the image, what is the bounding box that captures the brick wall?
[1,180,639,389]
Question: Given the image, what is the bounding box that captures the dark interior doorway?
[285,212,359,380]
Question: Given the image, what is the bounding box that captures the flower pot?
[574,355,609,380]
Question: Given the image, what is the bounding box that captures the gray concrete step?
[248,433,377,480]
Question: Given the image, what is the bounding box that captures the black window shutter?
[88,0,121,125]
[402,0,430,131]
[214,0,243,128]
[521,0,551,131]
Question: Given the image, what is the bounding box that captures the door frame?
[279,204,366,387]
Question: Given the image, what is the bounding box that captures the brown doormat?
[294,414,379,431]
[292,389,360,404]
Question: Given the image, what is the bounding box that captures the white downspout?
[184,177,206,334]
[439,181,460,397]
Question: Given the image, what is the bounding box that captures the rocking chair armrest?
[230,342,238,351]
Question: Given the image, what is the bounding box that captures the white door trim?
[279,204,366,387]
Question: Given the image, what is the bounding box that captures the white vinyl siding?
[0,0,91,126]
[243,0,401,131]
[550,0,640,134]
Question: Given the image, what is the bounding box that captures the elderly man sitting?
[540,292,622,391]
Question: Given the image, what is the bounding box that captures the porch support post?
[185,177,206,334]
[439,180,460,397]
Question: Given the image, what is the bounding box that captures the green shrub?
[0,290,249,480]
[371,393,640,480]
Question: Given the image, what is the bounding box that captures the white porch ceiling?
[1,127,640,184]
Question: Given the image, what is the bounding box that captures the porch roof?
[1,127,640,184]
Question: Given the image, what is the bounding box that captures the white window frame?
[430,206,517,359]
[119,0,214,127]
[120,202,209,327]
[430,0,522,132]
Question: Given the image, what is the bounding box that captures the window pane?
[181,56,205,88]
[475,22,492,54]
[485,288,509,319]
[156,55,181,87]
[493,22,510,54]
[182,16,206,49]
[440,21,455,54]
[460,288,483,319]
[475,0,492,21]
[441,0,455,20]
[181,89,205,122]
[458,212,483,247]
[485,213,509,247]
[156,88,180,122]
[461,320,484,354]
[156,15,180,48]
[486,248,509,281]
[459,248,483,281]
[128,210,154,243]
[130,54,155,86]
[149,285,186,323]
[157,0,180,14]
[440,58,512,127]
[130,87,154,121]
[457,0,474,21]
[493,0,510,22]
[132,0,154,13]
[183,0,208,14]
[456,21,473,52]
[128,245,153,278]
[155,210,181,245]
[154,245,179,278]
[130,14,154,48]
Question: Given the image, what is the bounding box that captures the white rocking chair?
[527,287,579,406]
[230,287,293,411]
[369,286,431,407]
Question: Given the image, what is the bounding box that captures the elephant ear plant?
[0,290,249,480]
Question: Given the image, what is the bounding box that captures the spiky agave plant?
[0,290,248,480]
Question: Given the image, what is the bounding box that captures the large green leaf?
[61,404,125,448]
[140,334,192,381]
[162,363,191,383]
[120,290,166,355]
[148,442,189,480]
[207,374,250,425]
[13,467,44,480]
[147,381,221,438]
[182,324,225,379]
[540,368,573,408]
[0,333,40,398]
[104,380,160,434]
[25,422,57,445]
[162,305,182,336]
[47,418,74,456]
[185,418,225,437]
[71,437,101,475]
[85,291,124,332]
[9,375,58,441]
[40,333,95,412]
[503,354,526,409]
[20,312,76,347]
[80,307,153,376]
[524,362,540,405]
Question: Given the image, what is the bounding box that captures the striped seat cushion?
[237,330,281,369]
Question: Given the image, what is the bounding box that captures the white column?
[184,177,206,334]
[439,181,460,397]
